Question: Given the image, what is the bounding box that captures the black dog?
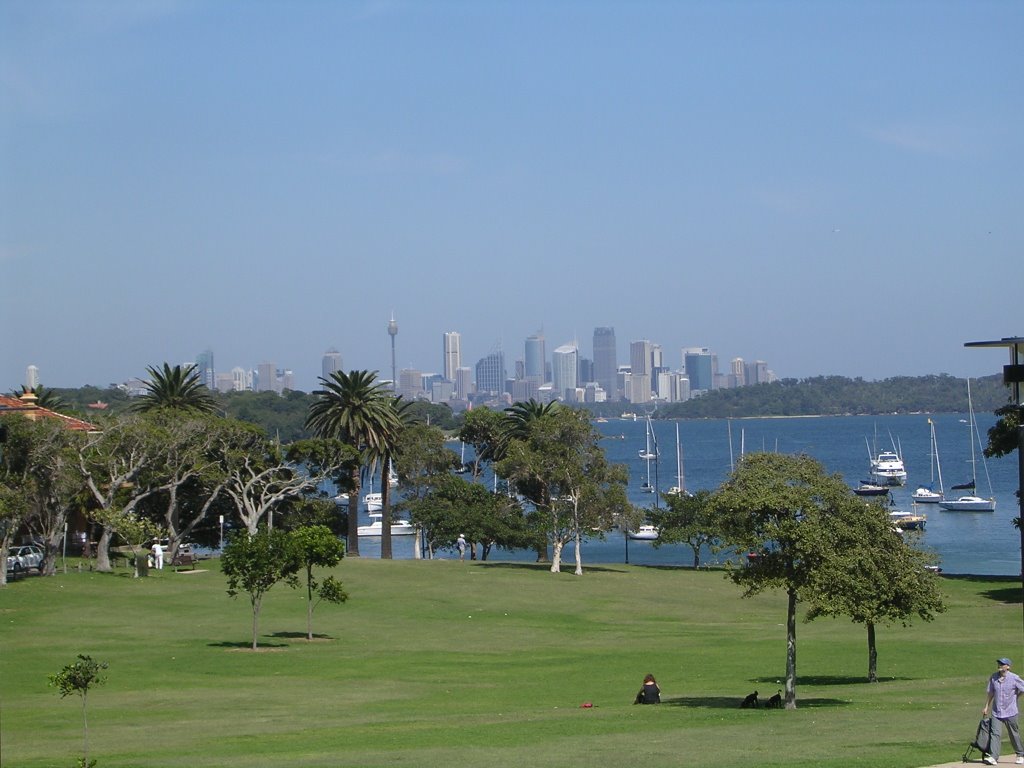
[765,690,782,709]
[740,690,759,708]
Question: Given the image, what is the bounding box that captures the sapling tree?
[288,525,347,640]
[49,654,108,768]
[222,528,297,649]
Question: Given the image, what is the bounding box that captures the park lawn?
[0,556,1017,768]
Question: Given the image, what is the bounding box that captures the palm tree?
[374,397,417,559]
[496,399,560,459]
[305,370,400,557]
[131,363,218,414]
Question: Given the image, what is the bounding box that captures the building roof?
[0,392,99,432]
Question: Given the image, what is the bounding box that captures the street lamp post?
[965,337,1024,646]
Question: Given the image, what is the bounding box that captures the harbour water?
[354,412,1021,575]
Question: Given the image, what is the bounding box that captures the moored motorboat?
[627,525,659,541]
[363,492,383,512]
[869,450,907,486]
[890,510,926,531]
[357,513,415,536]
[853,482,890,497]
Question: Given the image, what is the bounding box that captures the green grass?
[0,558,1017,767]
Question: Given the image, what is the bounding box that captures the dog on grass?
[740,690,759,708]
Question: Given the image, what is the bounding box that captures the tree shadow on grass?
[208,640,290,649]
[943,574,1022,604]
[664,695,851,709]
[269,631,335,641]
[752,675,914,686]
[476,562,625,574]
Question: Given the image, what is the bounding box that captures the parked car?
[6,553,24,579]
[10,545,44,573]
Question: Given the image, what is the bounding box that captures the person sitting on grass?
[634,673,661,704]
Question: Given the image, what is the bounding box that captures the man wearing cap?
[983,657,1024,765]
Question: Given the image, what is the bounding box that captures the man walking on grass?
[983,657,1024,765]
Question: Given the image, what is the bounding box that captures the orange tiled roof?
[0,393,99,432]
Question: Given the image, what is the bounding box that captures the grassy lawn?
[0,556,1017,767]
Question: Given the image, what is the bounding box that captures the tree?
[221,528,297,650]
[457,407,504,479]
[288,525,347,640]
[305,370,401,557]
[0,480,31,587]
[649,489,718,567]
[49,654,108,768]
[131,363,218,414]
[803,499,945,681]
[710,452,858,709]
[374,397,416,559]
[0,415,84,576]
[496,407,629,575]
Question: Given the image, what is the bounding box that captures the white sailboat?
[939,379,996,512]
[640,415,657,493]
[911,419,944,503]
[666,423,686,496]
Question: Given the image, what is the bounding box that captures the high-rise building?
[745,360,769,385]
[387,313,398,391]
[593,327,618,401]
[455,367,474,400]
[475,351,505,395]
[24,365,39,391]
[525,332,546,382]
[551,344,578,400]
[682,347,714,393]
[730,357,746,388]
[231,367,249,392]
[196,349,215,390]
[629,340,653,404]
[399,368,424,400]
[322,349,342,381]
[443,332,461,381]
[256,362,276,393]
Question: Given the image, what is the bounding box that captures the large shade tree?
[710,452,863,710]
[305,370,401,557]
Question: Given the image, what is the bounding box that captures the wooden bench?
[171,551,196,570]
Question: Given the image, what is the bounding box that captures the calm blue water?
[354,413,1021,575]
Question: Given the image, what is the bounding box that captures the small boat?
[363,492,383,512]
[357,513,415,536]
[853,482,890,497]
[627,525,659,541]
[665,423,686,497]
[911,418,945,504]
[334,492,350,507]
[939,380,996,512]
[890,510,927,531]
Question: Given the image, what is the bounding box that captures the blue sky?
[2,1,1020,391]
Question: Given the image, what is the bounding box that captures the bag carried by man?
[963,716,994,762]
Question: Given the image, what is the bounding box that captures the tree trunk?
[785,587,797,709]
[81,691,89,768]
[550,540,564,573]
[94,526,114,573]
[573,531,583,576]
[307,569,314,641]
[867,622,878,682]
[380,456,393,560]
[347,466,360,557]
[252,597,262,650]
[692,544,701,568]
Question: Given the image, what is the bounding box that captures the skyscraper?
[593,327,617,401]
[629,340,653,404]
[524,332,546,382]
[682,347,714,393]
[443,332,462,381]
[322,349,342,381]
[196,349,215,390]
[475,351,505,395]
[551,344,578,400]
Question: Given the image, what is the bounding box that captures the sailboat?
[639,414,657,493]
[666,423,686,496]
[911,419,944,503]
[939,380,996,512]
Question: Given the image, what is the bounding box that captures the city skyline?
[3,3,1019,390]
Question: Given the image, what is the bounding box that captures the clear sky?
[2,1,1020,392]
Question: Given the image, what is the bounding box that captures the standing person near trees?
[983,657,1024,765]
[456,534,467,561]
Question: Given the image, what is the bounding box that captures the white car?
[10,545,44,573]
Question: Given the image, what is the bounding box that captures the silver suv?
[9,545,44,573]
